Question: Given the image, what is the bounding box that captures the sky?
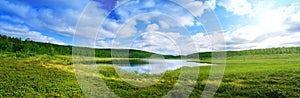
[0,0,300,55]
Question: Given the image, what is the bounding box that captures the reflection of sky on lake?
[113,60,211,74]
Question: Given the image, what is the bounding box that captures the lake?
[112,59,212,74]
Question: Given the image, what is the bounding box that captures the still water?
[113,59,212,74]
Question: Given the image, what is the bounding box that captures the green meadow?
[0,35,299,97]
[1,53,299,97]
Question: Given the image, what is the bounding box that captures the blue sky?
[0,0,300,55]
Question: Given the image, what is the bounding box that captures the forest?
[0,35,155,58]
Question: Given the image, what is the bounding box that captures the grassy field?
[0,53,299,97]
[0,55,83,97]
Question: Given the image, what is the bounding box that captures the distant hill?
[0,34,299,59]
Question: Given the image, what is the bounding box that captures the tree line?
[0,35,72,57]
[190,47,300,59]
[1,34,299,58]
[0,34,156,58]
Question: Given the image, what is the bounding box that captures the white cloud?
[185,1,204,16]
[165,32,181,40]
[189,33,214,53]
[178,15,195,26]
[114,0,209,27]
[0,20,65,45]
[116,20,137,38]
[158,20,169,29]
[218,0,253,16]
[192,33,210,47]
[97,28,116,40]
[131,31,182,55]
[205,0,217,10]
[175,0,217,26]
[173,0,216,17]
[0,15,24,23]
[26,31,66,45]
[95,40,121,48]
[129,31,210,55]
[0,22,29,33]
[74,1,121,44]
[0,0,30,18]
[146,24,159,31]
[224,2,300,50]
[0,0,90,38]
[0,30,65,45]
[137,13,182,29]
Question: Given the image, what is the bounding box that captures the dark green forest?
[0,34,299,59]
[0,35,155,58]
[0,35,72,57]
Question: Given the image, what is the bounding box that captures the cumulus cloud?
[95,39,121,48]
[181,0,216,17]
[0,0,30,18]
[158,20,169,29]
[114,0,210,27]
[116,20,137,38]
[218,0,253,16]
[75,2,109,40]
[224,2,300,50]
[0,22,28,33]
[26,31,66,45]
[137,13,181,29]
[0,0,90,37]
[130,31,183,55]
[0,22,65,45]
[128,31,210,55]
[192,33,210,48]
[0,15,24,24]
[146,24,159,31]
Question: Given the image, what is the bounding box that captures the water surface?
[112,59,211,74]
